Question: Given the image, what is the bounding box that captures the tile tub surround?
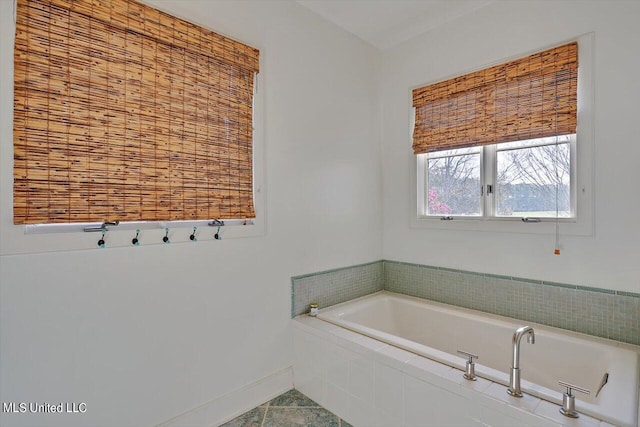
[383,260,640,346]
[291,260,640,346]
[291,261,384,317]
[292,315,618,427]
[220,389,353,427]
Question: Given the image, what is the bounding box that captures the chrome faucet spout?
[507,326,535,397]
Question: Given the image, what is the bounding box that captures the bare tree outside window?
[496,136,571,217]
[427,151,481,216]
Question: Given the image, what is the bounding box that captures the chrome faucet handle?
[456,349,478,360]
[457,350,479,381]
[559,381,590,395]
[558,381,590,418]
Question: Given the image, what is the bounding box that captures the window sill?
[23,219,253,235]
[1,217,265,256]
[410,215,592,236]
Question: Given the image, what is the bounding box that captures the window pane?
[427,153,481,216]
[496,142,571,217]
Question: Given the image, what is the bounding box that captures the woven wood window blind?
[14,0,259,224]
[412,42,577,154]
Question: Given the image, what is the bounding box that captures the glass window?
[419,135,575,220]
[426,148,482,216]
[496,136,572,218]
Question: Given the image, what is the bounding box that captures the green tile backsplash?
[291,261,384,317]
[291,260,640,346]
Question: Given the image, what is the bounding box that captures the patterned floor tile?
[219,406,266,427]
[219,389,352,427]
[268,389,320,407]
[262,407,340,427]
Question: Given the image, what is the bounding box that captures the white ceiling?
[296,0,495,50]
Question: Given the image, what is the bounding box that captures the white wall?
[380,0,640,293]
[0,1,381,426]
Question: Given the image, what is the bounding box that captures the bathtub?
[317,291,639,427]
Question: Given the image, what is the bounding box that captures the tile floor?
[220,389,353,427]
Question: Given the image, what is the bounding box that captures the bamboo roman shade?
[14,0,259,224]
[412,42,577,154]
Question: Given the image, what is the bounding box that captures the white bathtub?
[317,291,639,427]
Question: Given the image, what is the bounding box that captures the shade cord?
[554,92,561,255]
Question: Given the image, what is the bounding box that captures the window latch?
[521,217,541,223]
[83,221,119,232]
[440,216,454,221]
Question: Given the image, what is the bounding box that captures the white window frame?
[418,135,576,221]
[417,146,484,218]
[0,0,265,255]
[410,34,594,236]
[491,135,576,220]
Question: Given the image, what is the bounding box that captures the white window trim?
[409,33,594,236]
[0,2,265,255]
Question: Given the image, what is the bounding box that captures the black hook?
[132,229,140,246]
[214,225,221,240]
[189,227,197,242]
[98,230,106,248]
[163,228,170,243]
